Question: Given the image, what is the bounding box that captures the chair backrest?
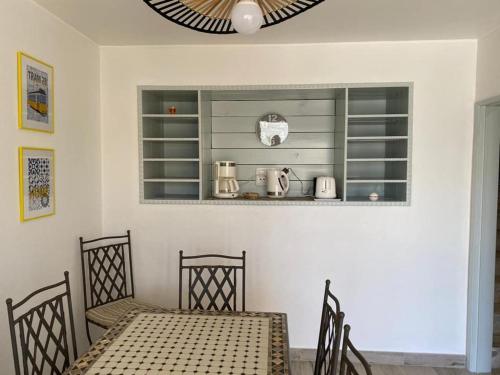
[6,271,78,375]
[314,279,345,375]
[179,250,246,311]
[340,325,372,375]
[79,230,135,311]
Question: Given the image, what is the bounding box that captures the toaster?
[314,177,336,199]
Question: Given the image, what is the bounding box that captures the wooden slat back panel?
[212,149,334,165]
[209,98,337,198]
[212,116,335,133]
[236,164,334,181]
[236,180,315,197]
[212,133,334,149]
[212,100,336,117]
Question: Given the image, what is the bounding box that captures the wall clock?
[257,113,288,147]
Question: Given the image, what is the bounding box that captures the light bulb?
[230,0,264,35]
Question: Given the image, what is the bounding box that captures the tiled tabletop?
[65,307,289,375]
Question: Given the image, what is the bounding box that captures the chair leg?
[85,319,92,345]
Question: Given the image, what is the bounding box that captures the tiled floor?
[290,361,474,375]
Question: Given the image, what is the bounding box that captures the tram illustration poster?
[17,52,54,132]
[26,65,49,123]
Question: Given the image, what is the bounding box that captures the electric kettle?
[314,177,336,199]
[267,168,290,198]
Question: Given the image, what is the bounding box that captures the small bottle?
[168,106,177,115]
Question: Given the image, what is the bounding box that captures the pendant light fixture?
[143,0,323,34]
[230,0,263,35]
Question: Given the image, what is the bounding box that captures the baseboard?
[290,348,466,369]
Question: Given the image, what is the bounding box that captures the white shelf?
[144,178,200,183]
[143,138,199,142]
[347,136,408,141]
[347,114,409,119]
[347,158,408,162]
[143,158,200,162]
[346,179,407,183]
[144,195,199,201]
[346,196,399,202]
[142,114,199,118]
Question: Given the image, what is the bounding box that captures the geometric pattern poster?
[18,52,54,133]
[19,147,55,221]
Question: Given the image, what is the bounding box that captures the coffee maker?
[213,161,239,198]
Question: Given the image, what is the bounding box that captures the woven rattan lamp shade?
[143,0,324,34]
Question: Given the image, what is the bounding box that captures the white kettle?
[267,168,290,198]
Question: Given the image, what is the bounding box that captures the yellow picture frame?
[18,147,56,222]
[17,52,54,133]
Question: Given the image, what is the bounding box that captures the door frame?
[467,95,500,373]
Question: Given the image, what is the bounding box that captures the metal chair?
[340,325,373,375]
[314,279,345,375]
[179,250,246,311]
[6,271,78,375]
[80,230,155,344]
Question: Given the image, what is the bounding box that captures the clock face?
[257,113,289,147]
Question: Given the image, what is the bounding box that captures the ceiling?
[34,0,500,45]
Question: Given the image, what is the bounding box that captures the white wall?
[0,0,101,372]
[100,41,477,355]
[476,27,500,102]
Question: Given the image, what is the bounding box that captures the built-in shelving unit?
[344,87,410,202]
[138,84,412,205]
[139,90,201,200]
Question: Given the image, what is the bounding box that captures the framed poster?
[17,52,54,133]
[19,147,55,222]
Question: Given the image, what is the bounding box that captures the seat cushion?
[86,297,157,328]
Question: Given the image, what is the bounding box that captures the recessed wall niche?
[138,84,412,206]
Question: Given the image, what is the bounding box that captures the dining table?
[64,306,290,375]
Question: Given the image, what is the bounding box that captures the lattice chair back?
[79,230,135,311]
[340,325,373,375]
[179,251,246,311]
[6,271,78,375]
[314,279,345,375]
